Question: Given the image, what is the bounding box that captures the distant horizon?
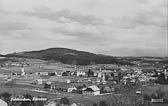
[0,47,167,57]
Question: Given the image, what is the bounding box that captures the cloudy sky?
[0,0,167,56]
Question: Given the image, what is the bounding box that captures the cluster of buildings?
[1,60,168,96]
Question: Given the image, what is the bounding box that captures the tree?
[92,103,98,106]
[157,73,166,84]
[99,100,108,106]
[139,104,145,106]
[156,88,165,99]
[44,83,51,89]
[62,72,68,76]
[82,84,86,88]
[21,94,34,106]
[143,94,151,101]
[151,93,157,99]
[88,69,94,77]
[118,71,122,82]
[0,92,11,104]
[60,97,69,105]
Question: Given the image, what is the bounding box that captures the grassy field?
[140,85,168,95]
[0,63,77,74]
[1,81,168,106]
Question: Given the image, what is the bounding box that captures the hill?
[5,48,133,65]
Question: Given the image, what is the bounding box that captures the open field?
[1,80,168,106]
[140,85,168,95]
[0,63,77,74]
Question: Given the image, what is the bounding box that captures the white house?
[71,103,78,106]
[76,71,86,77]
[31,79,44,85]
[36,79,43,84]
[98,72,102,78]
[35,72,49,76]
[83,85,100,95]
[66,79,71,83]
[67,86,77,93]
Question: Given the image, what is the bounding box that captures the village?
[0,57,168,106]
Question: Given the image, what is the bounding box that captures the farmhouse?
[83,85,100,95]
[31,79,44,85]
[55,71,63,76]
[50,82,77,92]
[71,103,84,106]
[34,72,49,76]
[76,71,86,77]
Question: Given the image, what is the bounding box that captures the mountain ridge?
[5,48,133,65]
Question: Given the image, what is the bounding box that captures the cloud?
[98,47,167,57]
[0,22,27,32]
[0,19,30,40]
[21,7,103,39]
[0,0,167,56]
[106,0,167,30]
[22,8,103,25]
[52,21,101,37]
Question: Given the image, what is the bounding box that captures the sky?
[0,0,167,56]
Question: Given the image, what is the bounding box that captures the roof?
[51,82,72,88]
[88,85,100,91]
[0,99,8,106]
[71,103,78,106]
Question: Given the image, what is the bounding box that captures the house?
[34,72,49,76]
[71,103,78,106]
[0,74,8,79]
[71,103,84,106]
[50,82,77,92]
[66,79,71,83]
[83,85,100,95]
[97,72,102,78]
[76,71,86,77]
[36,79,43,84]
[45,100,57,106]
[55,71,63,76]
[31,79,44,85]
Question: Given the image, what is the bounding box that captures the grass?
[0,83,56,98]
[0,63,76,74]
[140,85,168,95]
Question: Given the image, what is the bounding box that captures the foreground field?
[1,82,168,106]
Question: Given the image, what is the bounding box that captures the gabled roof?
[88,85,100,91]
[71,103,78,106]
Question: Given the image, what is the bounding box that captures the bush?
[0,92,11,104]
[93,103,98,106]
[143,94,151,101]
[60,97,69,105]
[99,100,108,106]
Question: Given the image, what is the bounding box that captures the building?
[50,82,77,92]
[31,79,44,85]
[71,103,84,106]
[76,71,86,77]
[55,71,63,76]
[164,66,168,80]
[83,85,100,95]
[34,72,49,76]
[71,103,78,106]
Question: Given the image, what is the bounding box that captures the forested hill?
[5,48,133,65]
